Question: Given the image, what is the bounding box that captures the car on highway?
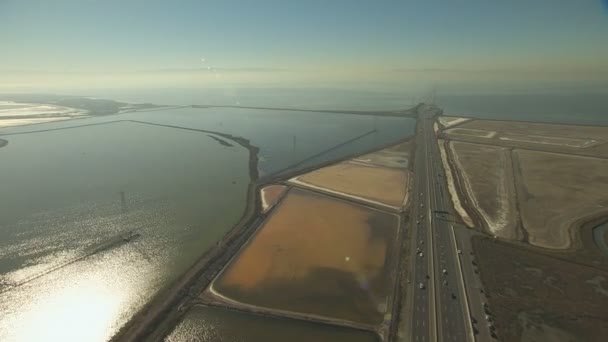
[419,283,425,290]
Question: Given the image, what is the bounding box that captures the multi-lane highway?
[404,106,481,342]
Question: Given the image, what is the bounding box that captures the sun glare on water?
[4,272,129,342]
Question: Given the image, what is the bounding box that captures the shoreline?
[112,134,416,342]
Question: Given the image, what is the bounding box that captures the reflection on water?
[211,188,399,325]
[0,121,252,340]
[166,305,380,342]
[1,247,139,341]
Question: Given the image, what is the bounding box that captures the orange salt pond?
[209,188,400,326]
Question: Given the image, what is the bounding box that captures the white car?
[419,283,425,289]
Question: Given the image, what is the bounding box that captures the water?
[437,93,608,125]
[1,107,417,178]
[69,86,608,125]
[0,99,414,341]
[166,305,380,342]
[211,188,399,326]
[125,107,415,177]
[0,121,252,341]
[70,87,417,111]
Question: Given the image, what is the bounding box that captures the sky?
[1,0,608,91]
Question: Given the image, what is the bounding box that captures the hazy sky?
[1,0,607,90]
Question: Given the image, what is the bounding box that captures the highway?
[404,106,477,342]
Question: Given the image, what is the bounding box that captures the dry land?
[514,150,608,249]
[441,117,608,249]
[437,139,475,227]
[288,139,412,211]
[473,236,608,342]
[260,185,287,213]
[444,127,496,138]
[437,116,471,128]
[439,116,608,341]
[441,118,608,158]
[351,140,412,169]
[448,141,520,240]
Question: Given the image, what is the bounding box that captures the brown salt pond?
[207,188,400,327]
[165,305,380,342]
[351,141,411,169]
[260,184,287,213]
[289,161,408,210]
